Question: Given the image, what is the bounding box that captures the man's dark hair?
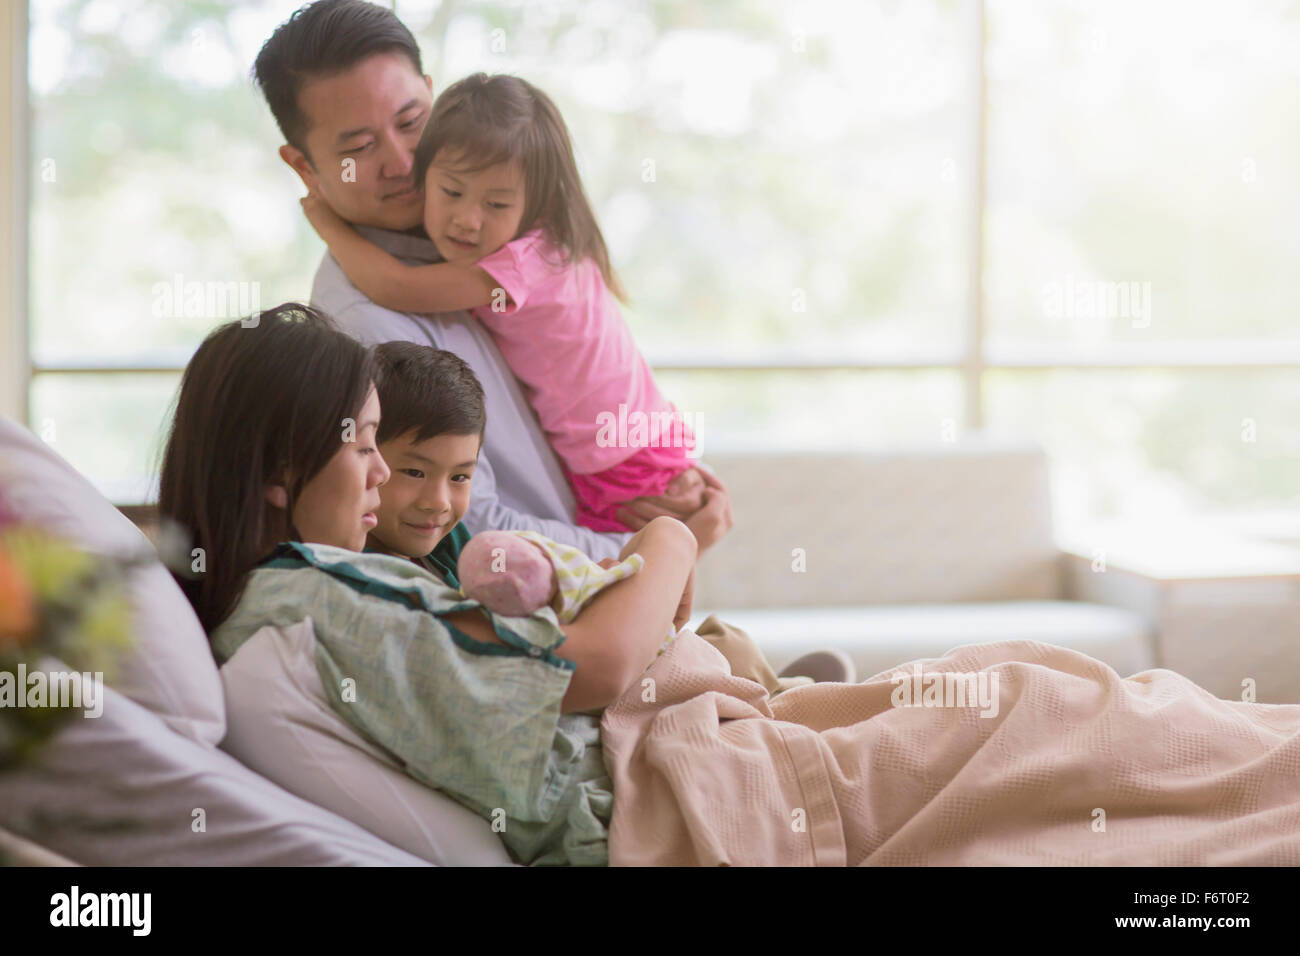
[372,341,486,447]
[253,0,423,161]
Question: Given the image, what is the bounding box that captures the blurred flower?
[0,502,140,769]
[0,527,93,602]
[0,550,36,646]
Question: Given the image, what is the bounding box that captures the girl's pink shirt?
[471,228,679,475]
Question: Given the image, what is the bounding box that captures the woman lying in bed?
[160,303,1300,867]
[159,302,691,865]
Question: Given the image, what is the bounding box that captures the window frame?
[2,0,28,426]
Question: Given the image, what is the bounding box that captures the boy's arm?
[301,191,499,314]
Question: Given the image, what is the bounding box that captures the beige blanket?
[600,631,1300,865]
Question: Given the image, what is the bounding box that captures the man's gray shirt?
[311,225,633,562]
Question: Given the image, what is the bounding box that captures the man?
[251,0,732,562]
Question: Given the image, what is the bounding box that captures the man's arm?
[458,448,633,562]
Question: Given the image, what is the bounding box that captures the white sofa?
[692,443,1155,681]
[0,416,1153,866]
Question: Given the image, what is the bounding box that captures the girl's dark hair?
[157,303,376,633]
[412,72,628,302]
[372,341,486,445]
[253,0,423,161]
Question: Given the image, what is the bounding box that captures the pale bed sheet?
[601,634,1300,865]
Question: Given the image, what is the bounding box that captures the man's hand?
[614,465,733,555]
[656,468,708,515]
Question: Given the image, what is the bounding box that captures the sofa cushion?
[218,618,514,866]
[696,600,1154,683]
[0,673,429,865]
[0,415,224,746]
[693,443,1062,610]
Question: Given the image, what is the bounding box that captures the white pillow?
[218,618,515,866]
[0,415,225,746]
[0,674,429,865]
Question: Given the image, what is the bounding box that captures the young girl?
[301,72,701,534]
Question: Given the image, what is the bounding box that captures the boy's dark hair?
[372,341,486,446]
[253,0,423,160]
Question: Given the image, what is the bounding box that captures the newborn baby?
[458,531,678,703]
[459,531,823,693]
[457,529,650,625]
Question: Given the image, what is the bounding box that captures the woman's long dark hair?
[157,303,375,633]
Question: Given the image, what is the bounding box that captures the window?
[983,0,1300,532]
[18,0,1300,534]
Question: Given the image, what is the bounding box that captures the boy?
[366,341,854,693]
[364,341,481,588]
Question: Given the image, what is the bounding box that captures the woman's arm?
[552,516,697,713]
[300,191,500,314]
[446,516,696,714]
